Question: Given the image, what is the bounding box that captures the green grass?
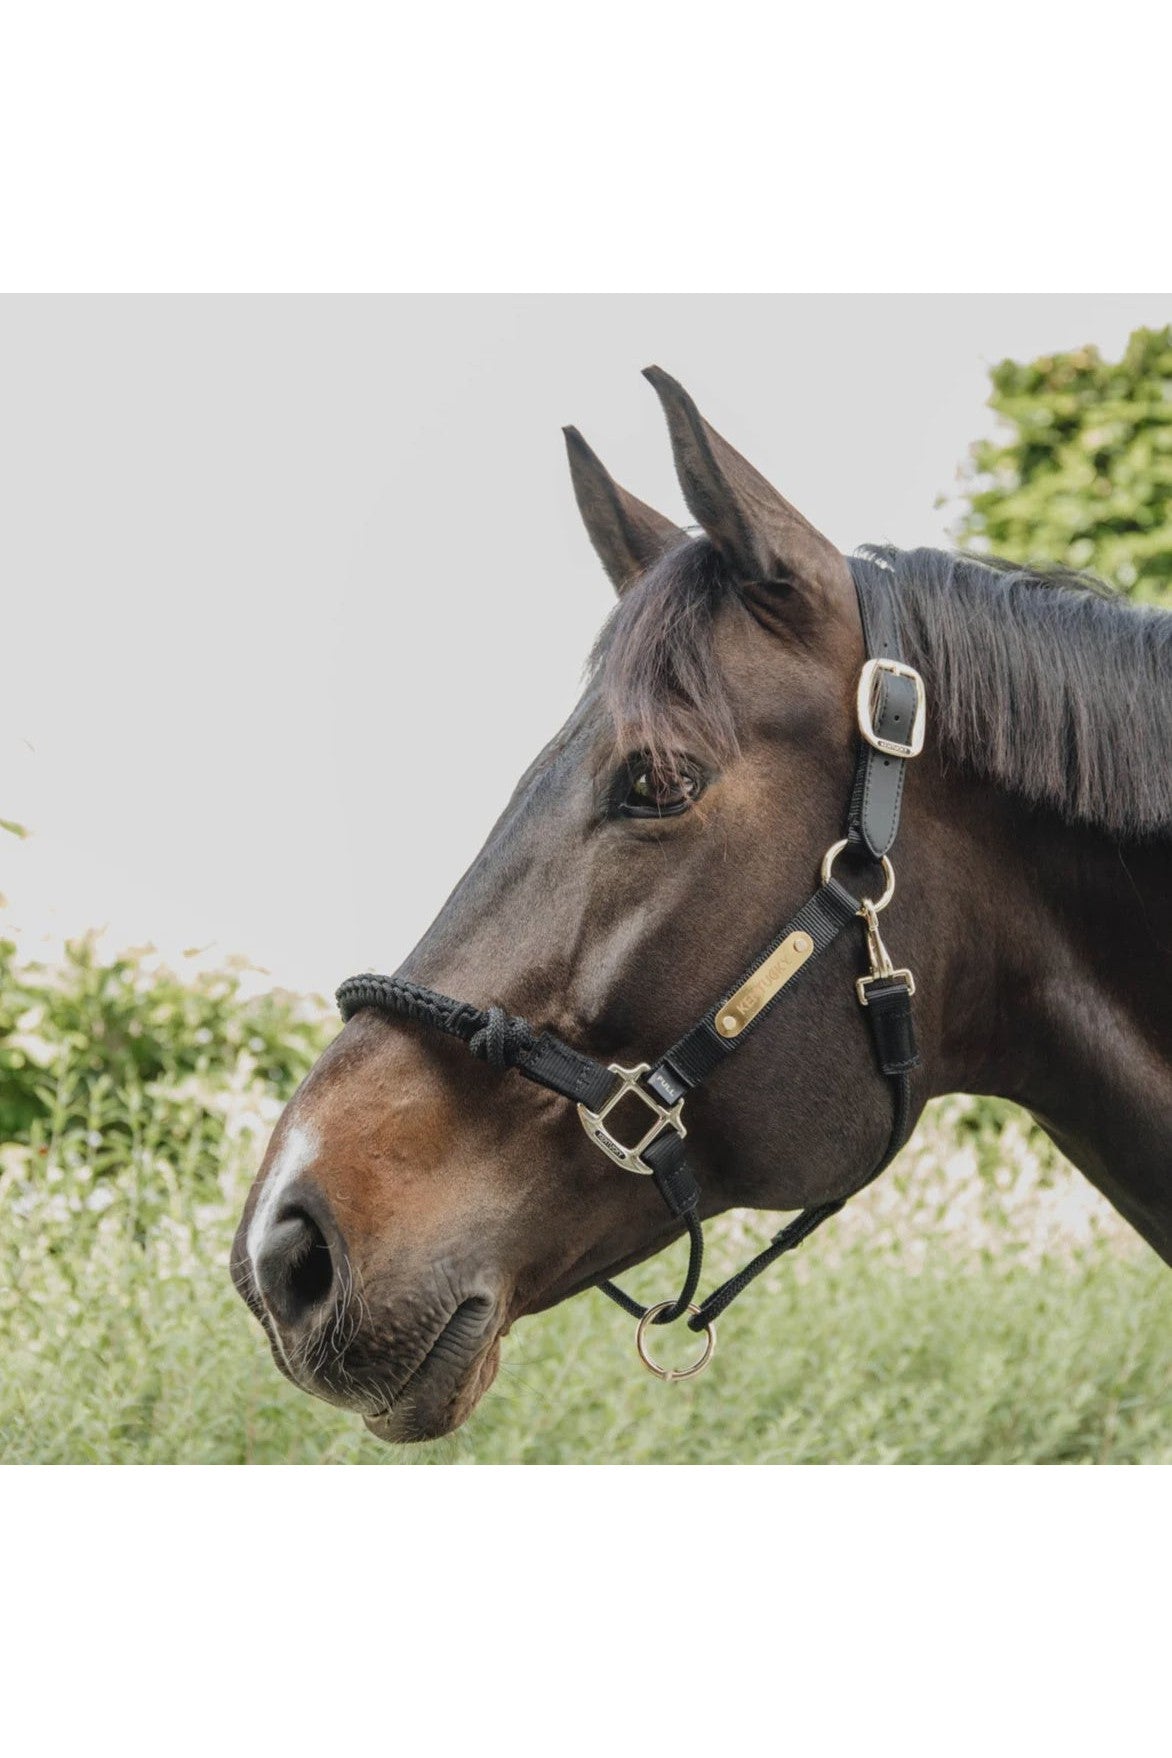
[3,1170,1169,1465]
[1,938,1169,1464]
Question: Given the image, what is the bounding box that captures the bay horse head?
[232,368,1172,1441]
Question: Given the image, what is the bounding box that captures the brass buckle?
[857,657,926,759]
[576,1062,686,1176]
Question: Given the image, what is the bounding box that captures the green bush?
[957,324,1172,604]
[0,936,327,1177]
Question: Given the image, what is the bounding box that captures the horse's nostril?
[255,1206,335,1327]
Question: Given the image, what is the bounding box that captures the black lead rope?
[335,568,924,1369]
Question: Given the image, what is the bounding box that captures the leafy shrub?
[0,937,329,1187]
[957,325,1172,604]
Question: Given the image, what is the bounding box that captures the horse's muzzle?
[230,1186,505,1442]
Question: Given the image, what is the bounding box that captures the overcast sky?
[4,295,1169,997]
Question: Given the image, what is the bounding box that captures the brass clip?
[856,899,915,1006]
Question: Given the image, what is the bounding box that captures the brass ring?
[634,1302,717,1381]
[820,838,896,914]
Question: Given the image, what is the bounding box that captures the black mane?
[592,537,1172,841]
[854,545,1172,840]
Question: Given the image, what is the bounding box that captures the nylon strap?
[644,878,861,1105]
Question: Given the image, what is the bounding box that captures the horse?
[231,367,1172,1443]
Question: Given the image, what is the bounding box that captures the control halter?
[336,569,924,1380]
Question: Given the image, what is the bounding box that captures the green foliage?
[0,936,328,1160]
[957,324,1172,604]
[0,940,1168,1464]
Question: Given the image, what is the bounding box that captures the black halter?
[336,570,924,1380]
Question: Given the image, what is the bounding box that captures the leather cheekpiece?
[846,568,918,859]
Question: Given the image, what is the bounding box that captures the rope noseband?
[336,571,923,1379]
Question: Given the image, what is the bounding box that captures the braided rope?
[599,1210,705,1326]
[335,975,536,1069]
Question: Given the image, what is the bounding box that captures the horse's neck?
[941,790,1172,1262]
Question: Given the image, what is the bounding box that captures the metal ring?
[634,1302,717,1382]
[820,838,896,914]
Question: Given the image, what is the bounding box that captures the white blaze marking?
[247,1120,320,1281]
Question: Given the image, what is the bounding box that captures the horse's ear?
[563,425,684,596]
[642,366,849,599]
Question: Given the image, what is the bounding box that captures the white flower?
[8,1031,58,1066]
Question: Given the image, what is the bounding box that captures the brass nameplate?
[714,931,814,1038]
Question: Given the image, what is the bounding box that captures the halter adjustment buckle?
[577,1063,686,1176]
[857,657,926,759]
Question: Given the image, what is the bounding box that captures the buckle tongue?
[577,1062,686,1176]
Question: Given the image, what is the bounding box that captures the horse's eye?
[618,758,703,818]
